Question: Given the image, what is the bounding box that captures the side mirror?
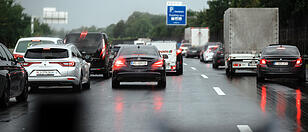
[162,54,169,59]
[16,57,25,63]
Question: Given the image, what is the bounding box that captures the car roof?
[17,37,62,42]
[268,44,296,48]
[27,44,73,49]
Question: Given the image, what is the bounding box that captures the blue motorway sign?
[166,5,186,25]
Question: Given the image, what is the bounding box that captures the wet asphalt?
[0,58,307,132]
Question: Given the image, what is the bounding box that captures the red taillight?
[67,78,75,80]
[113,57,126,70]
[260,59,267,65]
[22,62,41,67]
[176,49,182,55]
[295,58,302,67]
[13,54,23,59]
[50,61,75,67]
[152,59,164,68]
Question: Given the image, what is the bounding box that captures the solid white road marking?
[201,74,208,79]
[237,125,253,132]
[213,87,226,96]
[191,67,197,70]
[183,63,188,65]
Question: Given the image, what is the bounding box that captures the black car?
[64,32,111,78]
[0,43,28,107]
[185,46,201,58]
[212,47,225,68]
[257,44,305,81]
[112,45,166,88]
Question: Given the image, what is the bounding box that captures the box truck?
[184,27,209,47]
[224,8,279,76]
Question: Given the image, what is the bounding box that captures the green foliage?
[0,0,31,47]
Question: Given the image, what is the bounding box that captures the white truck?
[149,41,183,75]
[224,8,279,75]
[184,27,209,47]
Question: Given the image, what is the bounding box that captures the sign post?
[166,1,187,26]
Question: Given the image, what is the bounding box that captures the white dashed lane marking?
[213,87,226,96]
[190,67,197,70]
[201,74,208,79]
[237,125,253,132]
[183,63,188,65]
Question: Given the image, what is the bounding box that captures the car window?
[120,46,158,56]
[262,46,300,56]
[15,40,55,53]
[0,46,8,61]
[65,33,102,53]
[25,48,69,59]
[1,45,14,61]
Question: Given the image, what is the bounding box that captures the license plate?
[36,71,55,76]
[249,63,257,66]
[274,62,288,65]
[130,61,147,66]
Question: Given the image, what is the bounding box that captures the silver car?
[22,44,90,92]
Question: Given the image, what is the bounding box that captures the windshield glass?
[262,46,300,56]
[120,46,158,56]
[16,40,55,53]
[65,34,103,53]
[25,48,69,59]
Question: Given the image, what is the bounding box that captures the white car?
[13,37,63,58]
[149,41,183,75]
[22,44,90,92]
[203,45,219,62]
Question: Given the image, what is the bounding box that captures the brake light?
[152,59,164,68]
[260,59,267,65]
[50,61,75,67]
[13,54,23,59]
[22,62,41,67]
[176,49,182,55]
[80,31,88,39]
[113,57,126,70]
[295,58,302,67]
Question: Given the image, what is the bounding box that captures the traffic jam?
[0,1,308,132]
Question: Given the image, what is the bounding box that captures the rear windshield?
[262,46,300,56]
[15,40,55,53]
[25,48,69,59]
[65,34,103,53]
[120,47,158,56]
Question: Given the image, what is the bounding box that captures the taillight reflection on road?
[153,93,163,112]
[276,91,286,117]
[260,85,267,113]
[296,89,301,132]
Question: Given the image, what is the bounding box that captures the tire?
[257,71,265,82]
[83,78,91,89]
[0,81,10,108]
[213,62,218,69]
[103,71,110,79]
[73,75,83,92]
[112,79,120,88]
[16,79,28,102]
[157,74,166,89]
[176,58,183,75]
[297,73,305,82]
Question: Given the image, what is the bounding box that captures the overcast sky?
[16,0,209,30]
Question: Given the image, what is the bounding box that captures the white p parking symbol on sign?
[169,7,174,13]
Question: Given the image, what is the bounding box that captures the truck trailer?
[224,8,279,76]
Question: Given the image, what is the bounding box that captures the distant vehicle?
[257,44,305,81]
[13,37,63,59]
[185,46,201,58]
[0,43,28,107]
[112,45,166,88]
[22,44,91,92]
[108,44,126,71]
[200,42,222,62]
[149,41,183,75]
[64,32,111,78]
[180,43,191,56]
[184,27,209,47]
[212,47,225,68]
[224,8,279,76]
[134,38,151,45]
